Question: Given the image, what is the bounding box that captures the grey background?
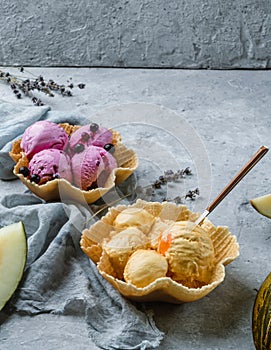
[1,0,271,68]
[1,68,271,349]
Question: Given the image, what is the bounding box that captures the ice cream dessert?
[123,249,168,288]
[17,121,119,190]
[68,123,114,155]
[28,149,72,185]
[102,227,149,279]
[158,221,215,288]
[71,145,117,190]
[113,208,155,234]
[11,120,138,203]
[87,203,215,288]
[81,200,239,302]
[20,121,69,159]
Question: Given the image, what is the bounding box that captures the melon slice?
[250,194,271,219]
[0,222,27,311]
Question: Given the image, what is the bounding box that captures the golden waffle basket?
[81,199,239,303]
[10,123,138,203]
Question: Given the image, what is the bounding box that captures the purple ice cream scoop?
[28,149,72,185]
[21,120,69,159]
[96,147,118,188]
[68,123,113,155]
[71,145,117,190]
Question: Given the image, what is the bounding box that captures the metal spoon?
[194,145,269,226]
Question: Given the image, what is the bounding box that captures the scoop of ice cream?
[21,121,69,159]
[158,221,215,287]
[71,145,104,190]
[148,217,175,249]
[95,147,118,187]
[124,249,168,288]
[113,208,155,234]
[103,227,149,279]
[68,123,113,154]
[105,227,148,252]
[28,149,72,185]
[71,145,117,190]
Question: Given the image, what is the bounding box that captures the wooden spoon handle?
[207,146,269,214]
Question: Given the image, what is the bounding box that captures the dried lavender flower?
[150,167,192,189]
[152,180,162,189]
[0,67,86,106]
[185,188,200,200]
[162,188,199,204]
[133,167,198,204]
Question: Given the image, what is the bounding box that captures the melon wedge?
[250,194,271,219]
[0,222,27,311]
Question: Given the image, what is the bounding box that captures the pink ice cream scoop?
[68,123,113,155]
[98,147,118,173]
[28,149,72,185]
[21,120,69,159]
[96,147,118,187]
[71,145,117,190]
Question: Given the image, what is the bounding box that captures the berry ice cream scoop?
[21,121,69,159]
[71,145,117,190]
[68,123,113,155]
[28,149,72,185]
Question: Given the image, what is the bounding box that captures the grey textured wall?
[1,0,271,68]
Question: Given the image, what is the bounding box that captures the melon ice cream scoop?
[158,221,215,288]
[71,145,117,190]
[102,227,149,279]
[113,208,155,234]
[123,249,168,288]
[68,123,114,155]
[28,149,72,185]
[21,120,69,159]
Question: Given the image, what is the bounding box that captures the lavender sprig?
[135,167,194,198]
[151,167,192,189]
[163,188,200,204]
[0,67,85,106]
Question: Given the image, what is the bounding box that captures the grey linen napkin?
[0,101,164,350]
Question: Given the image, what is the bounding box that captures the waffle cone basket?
[10,123,138,203]
[81,199,239,303]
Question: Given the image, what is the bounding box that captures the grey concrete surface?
[1,67,271,349]
[1,1,271,68]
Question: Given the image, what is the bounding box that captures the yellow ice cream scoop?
[113,207,155,234]
[124,249,168,288]
[102,227,149,279]
[158,221,215,288]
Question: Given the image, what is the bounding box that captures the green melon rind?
[253,272,271,350]
[0,222,27,311]
[250,194,271,219]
